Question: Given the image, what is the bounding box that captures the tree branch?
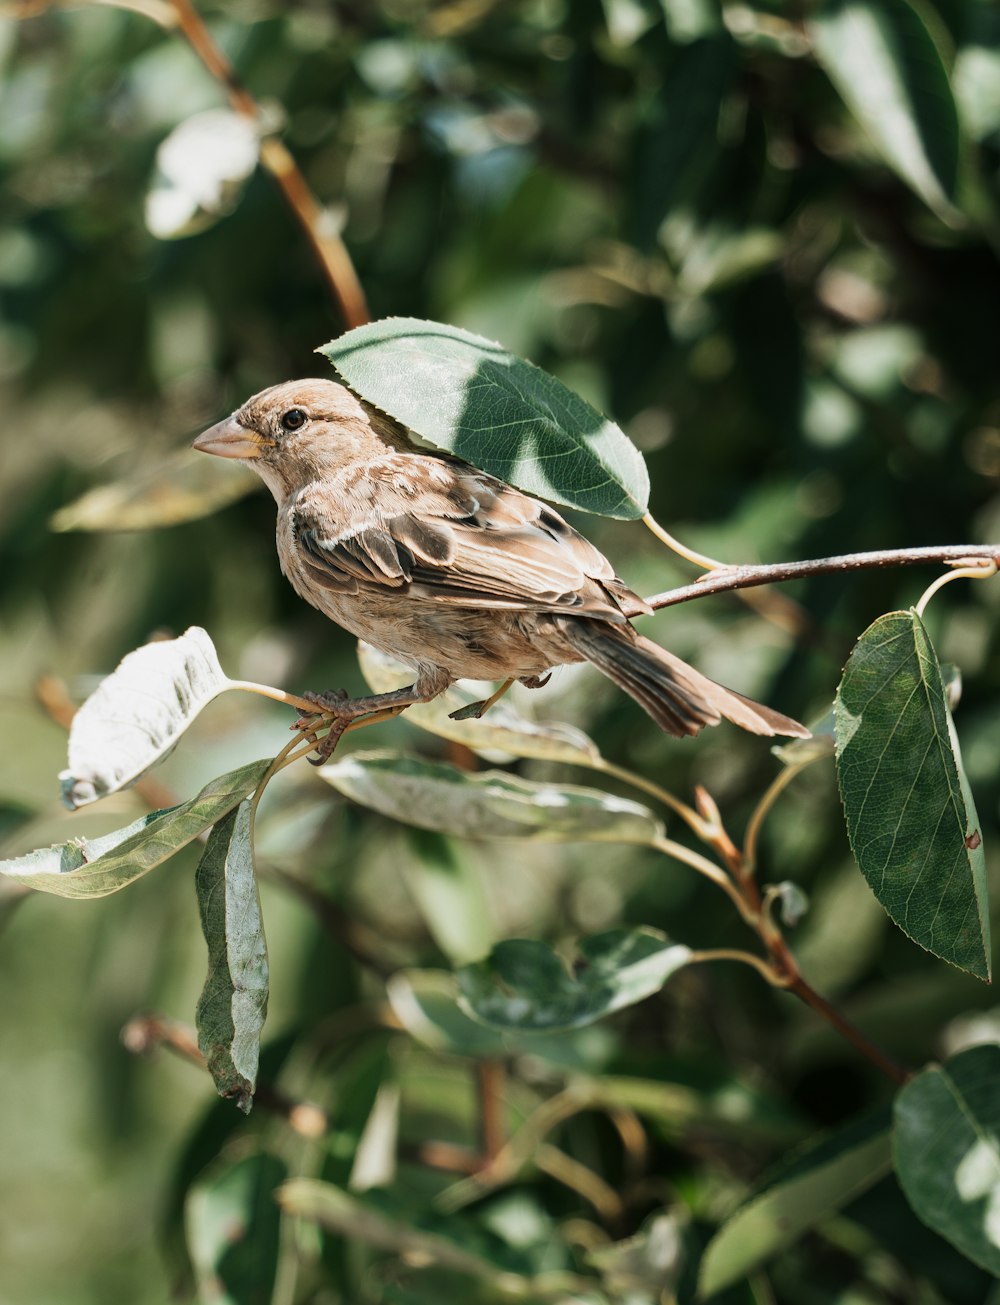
[637,544,1000,613]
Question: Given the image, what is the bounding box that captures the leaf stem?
[594,758,709,839]
[227,679,329,714]
[686,948,784,986]
[914,558,998,617]
[650,835,758,925]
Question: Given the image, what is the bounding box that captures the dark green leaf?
[195,799,268,1111]
[0,759,271,899]
[319,750,663,845]
[699,1111,892,1297]
[185,1151,288,1305]
[457,928,691,1032]
[60,626,231,809]
[894,1045,1000,1276]
[810,0,961,219]
[631,36,737,249]
[319,318,649,519]
[835,610,990,980]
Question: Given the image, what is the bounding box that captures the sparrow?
[194,379,808,756]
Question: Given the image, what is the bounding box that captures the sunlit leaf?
[835,610,990,980]
[458,928,692,1032]
[894,1045,1000,1276]
[186,1151,288,1304]
[0,759,271,899]
[319,318,649,519]
[810,0,960,220]
[195,798,268,1111]
[51,448,259,532]
[60,627,230,809]
[318,751,664,844]
[146,109,260,240]
[358,641,601,766]
[699,1111,892,1297]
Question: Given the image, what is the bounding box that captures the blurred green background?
[2,1,1000,1301]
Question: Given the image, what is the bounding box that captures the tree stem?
[637,544,1000,613]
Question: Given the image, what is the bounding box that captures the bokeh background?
[2,1,1000,1301]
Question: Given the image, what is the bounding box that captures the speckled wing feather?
[292,454,642,620]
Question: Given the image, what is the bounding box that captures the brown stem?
[165,0,369,327]
[477,1060,506,1162]
[782,969,910,1086]
[121,1013,330,1133]
[638,544,1000,613]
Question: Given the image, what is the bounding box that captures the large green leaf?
[185,1151,288,1305]
[318,318,649,519]
[699,1111,892,1297]
[457,928,691,1032]
[894,1045,1000,1276]
[834,610,990,980]
[0,759,271,899]
[810,0,961,220]
[195,799,269,1111]
[319,751,663,845]
[60,626,231,809]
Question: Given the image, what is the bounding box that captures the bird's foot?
[518,673,552,690]
[291,688,350,731]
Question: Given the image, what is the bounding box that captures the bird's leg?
[294,671,451,764]
[448,677,516,721]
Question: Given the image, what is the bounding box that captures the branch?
[638,544,1000,613]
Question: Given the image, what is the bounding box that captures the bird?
[193,379,808,758]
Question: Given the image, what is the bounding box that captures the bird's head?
[193,378,410,500]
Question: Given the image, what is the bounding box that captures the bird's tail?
[557,618,809,739]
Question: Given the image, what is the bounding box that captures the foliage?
[3,2,1000,1304]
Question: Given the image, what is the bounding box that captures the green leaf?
[318,318,649,520]
[632,36,737,248]
[386,968,512,1058]
[457,928,691,1032]
[318,751,664,845]
[0,759,271,899]
[894,1045,1000,1275]
[195,799,268,1111]
[357,640,601,767]
[699,1112,892,1298]
[185,1151,288,1305]
[810,0,961,220]
[60,626,230,809]
[402,831,495,964]
[51,447,259,532]
[834,610,990,980]
[276,1180,528,1283]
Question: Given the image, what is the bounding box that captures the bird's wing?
[292,456,642,619]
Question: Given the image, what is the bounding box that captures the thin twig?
[478,1061,506,1163]
[637,544,1000,613]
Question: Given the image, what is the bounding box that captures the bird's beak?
[193,417,268,459]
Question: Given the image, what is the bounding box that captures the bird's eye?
[281,408,307,432]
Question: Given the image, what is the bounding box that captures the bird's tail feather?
[557,619,809,739]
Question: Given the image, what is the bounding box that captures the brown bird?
[194,379,808,756]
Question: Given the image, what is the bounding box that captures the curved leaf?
[834,610,990,980]
[357,640,601,766]
[894,1045,1000,1275]
[318,317,649,519]
[810,0,961,220]
[195,798,268,1111]
[51,448,259,532]
[0,759,271,898]
[457,928,692,1032]
[318,750,663,845]
[61,626,230,809]
[700,1111,892,1297]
